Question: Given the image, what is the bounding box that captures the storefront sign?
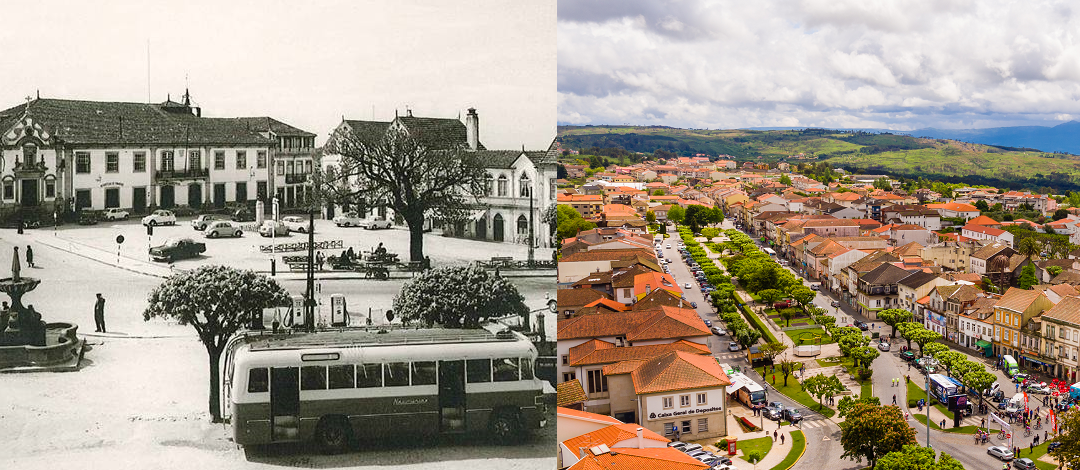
[645,389,724,420]
[100,181,124,188]
[649,405,724,419]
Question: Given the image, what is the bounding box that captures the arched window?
[517,214,529,235]
[519,173,532,198]
[497,175,508,197]
[484,174,494,196]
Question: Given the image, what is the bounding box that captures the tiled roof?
[971,243,1012,260]
[1041,295,1080,326]
[631,351,731,394]
[895,241,925,257]
[233,116,315,137]
[562,423,671,452]
[634,272,681,298]
[557,407,623,425]
[569,340,711,367]
[967,215,1001,226]
[573,272,614,287]
[963,224,1007,236]
[1052,270,1080,286]
[568,447,708,470]
[473,149,552,168]
[558,306,710,342]
[558,289,610,310]
[558,379,588,406]
[898,270,939,288]
[996,287,1047,313]
[584,297,631,312]
[950,284,981,303]
[860,263,916,285]
[342,119,392,141]
[1,98,275,145]
[560,249,655,263]
[396,115,469,148]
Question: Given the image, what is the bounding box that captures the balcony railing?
[156,168,209,180]
[285,174,308,184]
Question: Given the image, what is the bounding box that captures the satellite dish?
[385,310,395,322]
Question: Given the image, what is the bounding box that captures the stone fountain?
[0,247,83,371]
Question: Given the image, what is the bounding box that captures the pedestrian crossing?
[796,417,831,429]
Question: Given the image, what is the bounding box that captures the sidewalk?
[682,409,800,470]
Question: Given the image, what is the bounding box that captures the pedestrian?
[1017,383,1020,392]
[982,418,986,428]
[773,430,777,441]
[772,374,776,384]
[93,293,106,333]
[893,394,897,405]
[25,245,33,268]
[1045,430,1049,441]
[781,433,785,445]
[941,419,946,428]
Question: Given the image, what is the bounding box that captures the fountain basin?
[0,322,84,372]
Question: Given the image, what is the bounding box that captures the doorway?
[160,186,175,209]
[20,179,37,206]
[189,183,202,208]
[214,183,226,208]
[493,214,504,242]
[270,367,300,441]
[132,187,146,214]
[104,188,120,208]
[475,218,487,240]
[438,360,466,433]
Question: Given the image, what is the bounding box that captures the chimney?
[466,107,479,150]
[195,107,201,117]
[579,447,588,459]
[636,427,644,449]
[646,284,651,295]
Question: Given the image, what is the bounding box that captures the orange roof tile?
[558,306,710,342]
[997,287,1047,313]
[631,351,731,394]
[967,215,1001,226]
[558,379,588,406]
[634,272,681,298]
[568,447,708,470]
[557,407,623,425]
[562,423,671,452]
[569,340,711,367]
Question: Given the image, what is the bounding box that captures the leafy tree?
[1049,265,1064,277]
[961,368,997,412]
[778,308,798,327]
[933,350,965,378]
[645,210,656,223]
[779,173,793,186]
[803,373,844,410]
[837,394,881,418]
[910,327,943,357]
[921,342,948,360]
[1054,208,1070,221]
[776,352,799,387]
[1018,237,1040,258]
[759,341,788,365]
[322,128,487,262]
[394,266,528,328]
[817,315,837,336]
[736,327,762,351]
[791,285,816,312]
[556,205,597,241]
[878,308,913,340]
[838,402,917,467]
[1019,264,1038,289]
[757,289,784,308]
[701,227,720,239]
[876,445,965,470]
[851,345,880,370]
[873,177,892,191]
[1048,408,1080,466]
[668,205,686,225]
[144,266,290,422]
[838,331,870,357]
[684,204,713,233]
[974,200,990,212]
[652,189,666,196]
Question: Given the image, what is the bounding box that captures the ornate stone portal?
[0,247,82,371]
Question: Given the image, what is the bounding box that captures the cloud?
[558,0,1080,130]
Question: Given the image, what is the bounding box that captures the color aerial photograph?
[1,1,556,469]
[555,1,1080,469]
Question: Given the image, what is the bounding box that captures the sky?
[0,0,554,150]
[558,0,1080,131]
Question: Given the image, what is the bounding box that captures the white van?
[1005,394,1026,414]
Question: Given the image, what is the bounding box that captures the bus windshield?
[750,390,767,404]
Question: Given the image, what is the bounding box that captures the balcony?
[156,168,209,180]
[285,174,308,184]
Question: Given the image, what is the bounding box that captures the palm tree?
[1017,237,1040,258]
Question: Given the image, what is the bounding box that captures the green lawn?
[764,370,836,418]
[736,436,773,462]
[790,327,837,345]
[768,430,805,470]
[906,380,951,416]
[912,414,982,434]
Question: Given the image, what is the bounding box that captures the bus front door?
[438,360,466,433]
[270,367,300,441]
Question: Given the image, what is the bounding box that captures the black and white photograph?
[0,1,556,469]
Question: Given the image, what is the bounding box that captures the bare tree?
[321,129,488,262]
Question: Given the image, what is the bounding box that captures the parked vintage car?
[258,220,290,237]
[102,208,129,220]
[333,212,364,227]
[364,217,393,230]
[232,208,255,222]
[281,215,311,233]
[78,211,99,225]
[149,238,206,262]
[142,210,177,226]
[191,214,227,231]
[203,221,243,238]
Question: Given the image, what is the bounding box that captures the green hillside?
[556,125,1080,192]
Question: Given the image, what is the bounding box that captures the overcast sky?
[0,0,554,149]
[558,0,1080,130]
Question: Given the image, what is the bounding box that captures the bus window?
[357,363,382,388]
[494,358,520,382]
[247,367,268,393]
[301,366,327,390]
[412,361,437,385]
[467,359,492,383]
[385,362,411,387]
[328,365,355,389]
[521,358,534,380]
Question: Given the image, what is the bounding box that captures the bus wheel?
[315,416,352,454]
[489,410,520,444]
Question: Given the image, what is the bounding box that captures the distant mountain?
[906,121,1080,154]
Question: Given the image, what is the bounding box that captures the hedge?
[737,295,779,344]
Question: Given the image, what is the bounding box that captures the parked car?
[1013,458,1036,470]
[831,300,841,307]
[78,211,99,225]
[667,441,687,451]
[203,221,243,238]
[685,282,692,289]
[1026,383,1052,395]
[773,300,792,309]
[878,341,890,351]
[258,220,290,237]
[232,208,255,222]
[142,210,177,226]
[682,443,703,453]
[711,327,726,336]
[704,319,712,327]
[149,238,206,262]
[191,214,227,231]
[988,446,1014,461]
[765,405,785,421]
[1048,442,1062,452]
[281,215,311,233]
[782,407,803,424]
[102,208,129,220]
[364,217,393,230]
[1012,373,1031,383]
[686,450,710,459]
[690,301,698,309]
[728,342,741,352]
[666,244,672,249]
[901,350,916,361]
[853,321,869,331]
[810,284,819,290]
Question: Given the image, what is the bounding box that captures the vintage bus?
[221,326,549,453]
[929,373,959,404]
[720,363,768,407]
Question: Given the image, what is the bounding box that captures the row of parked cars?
[763,401,803,424]
[667,441,735,469]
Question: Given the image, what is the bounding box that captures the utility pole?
[528,189,535,265]
[305,209,316,332]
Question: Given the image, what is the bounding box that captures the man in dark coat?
[94,293,106,333]
[25,245,33,268]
